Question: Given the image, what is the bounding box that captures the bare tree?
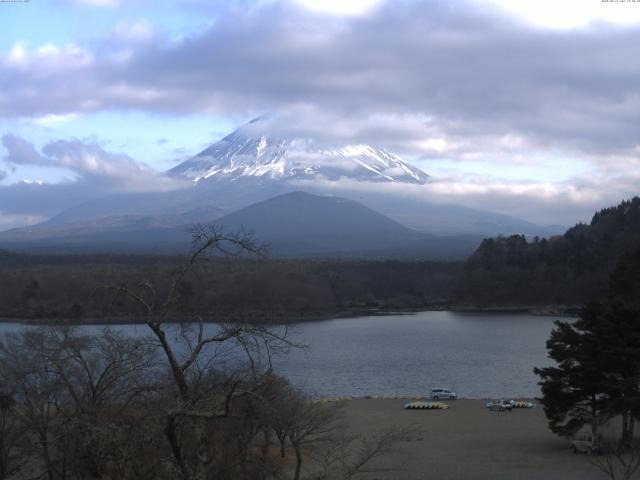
[268,386,410,480]
[113,224,297,479]
[46,327,158,479]
[589,440,640,480]
[260,373,302,459]
[0,390,22,480]
[257,375,412,480]
[0,328,67,480]
[310,426,414,480]
[287,400,344,480]
[0,326,160,480]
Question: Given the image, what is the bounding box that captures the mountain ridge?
[0,191,483,258]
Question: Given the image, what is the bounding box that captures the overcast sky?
[1,0,640,229]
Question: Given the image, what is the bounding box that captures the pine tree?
[535,248,640,442]
[534,303,610,438]
[594,302,640,444]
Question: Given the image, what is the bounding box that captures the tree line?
[0,252,460,323]
[455,197,640,308]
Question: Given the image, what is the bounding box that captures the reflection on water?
[0,311,564,398]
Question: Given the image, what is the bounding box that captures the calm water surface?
[0,311,564,399]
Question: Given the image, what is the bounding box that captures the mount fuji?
[170,117,429,185]
[0,117,562,256]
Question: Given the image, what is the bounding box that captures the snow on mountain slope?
[169,118,429,185]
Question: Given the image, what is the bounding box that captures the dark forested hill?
[454,197,640,308]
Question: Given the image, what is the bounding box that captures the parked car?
[429,388,457,400]
[571,432,602,455]
[486,399,513,412]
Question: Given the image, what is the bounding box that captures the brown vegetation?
[0,250,460,323]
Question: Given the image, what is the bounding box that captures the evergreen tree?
[534,303,610,438]
[535,248,640,442]
[596,303,640,443]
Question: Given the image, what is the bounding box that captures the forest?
[455,197,640,309]
[0,252,460,323]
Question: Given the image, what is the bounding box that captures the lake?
[0,311,563,399]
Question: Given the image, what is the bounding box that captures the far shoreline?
[0,305,579,326]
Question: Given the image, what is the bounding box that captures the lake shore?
[0,304,578,325]
[337,398,602,480]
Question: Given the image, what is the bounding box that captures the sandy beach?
[338,398,605,480]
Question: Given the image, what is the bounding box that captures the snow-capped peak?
[170,119,429,185]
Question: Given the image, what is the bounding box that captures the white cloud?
[112,19,155,43]
[0,134,191,229]
[2,134,186,193]
[73,0,120,6]
[5,42,28,66]
[289,167,640,226]
[4,41,93,71]
[28,113,80,127]
[476,0,640,29]
[0,212,46,231]
[292,0,381,16]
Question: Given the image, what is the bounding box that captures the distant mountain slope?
[216,191,411,238]
[212,191,478,257]
[0,192,482,258]
[38,178,559,238]
[455,197,640,307]
[344,191,563,237]
[0,206,224,242]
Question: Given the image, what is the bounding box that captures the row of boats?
[403,399,536,410]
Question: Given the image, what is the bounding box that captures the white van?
[429,388,457,400]
[571,432,602,455]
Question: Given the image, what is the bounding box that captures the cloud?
[2,0,640,228]
[72,0,120,6]
[0,212,46,232]
[112,19,155,43]
[2,134,49,166]
[2,134,185,191]
[292,0,382,16]
[1,0,639,165]
[290,168,640,226]
[5,41,93,70]
[476,0,640,30]
[28,113,80,127]
[237,108,534,164]
[0,135,188,227]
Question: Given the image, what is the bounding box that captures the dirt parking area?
[339,398,606,480]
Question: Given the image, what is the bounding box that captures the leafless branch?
[589,440,640,480]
